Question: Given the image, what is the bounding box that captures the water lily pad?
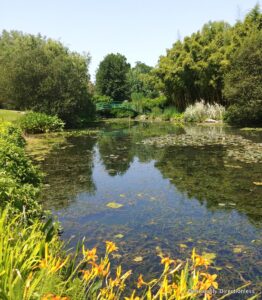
[202,252,216,261]
[119,194,126,197]
[233,247,242,254]
[106,202,123,209]
[179,244,188,248]
[114,234,124,239]
[112,253,122,259]
[133,256,143,262]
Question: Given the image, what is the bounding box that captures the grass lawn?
[0,109,24,122]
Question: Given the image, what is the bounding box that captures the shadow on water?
[33,122,262,294]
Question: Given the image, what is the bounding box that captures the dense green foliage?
[19,112,65,134]
[155,21,232,110]
[0,122,42,219]
[96,53,131,101]
[154,5,262,117]
[94,6,261,126]
[128,61,159,99]
[132,95,167,114]
[224,30,262,126]
[0,31,94,127]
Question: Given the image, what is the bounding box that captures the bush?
[133,95,167,114]
[0,122,42,219]
[162,107,181,121]
[184,101,225,122]
[224,101,262,126]
[110,108,136,118]
[0,121,25,147]
[19,112,65,134]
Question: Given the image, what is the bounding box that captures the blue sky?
[0,0,260,80]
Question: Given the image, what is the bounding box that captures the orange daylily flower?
[41,293,70,300]
[39,244,68,274]
[82,246,98,262]
[201,273,218,289]
[194,255,210,269]
[160,256,176,267]
[137,274,147,288]
[81,269,91,281]
[106,241,118,253]
[91,261,110,277]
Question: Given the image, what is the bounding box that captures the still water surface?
[36,122,262,293]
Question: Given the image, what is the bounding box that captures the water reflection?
[35,122,262,292]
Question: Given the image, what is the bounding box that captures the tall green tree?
[0,30,94,126]
[155,21,232,110]
[95,53,131,101]
[154,4,262,112]
[224,30,262,126]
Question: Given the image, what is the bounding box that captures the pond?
[29,122,262,296]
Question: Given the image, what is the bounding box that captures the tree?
[154,5,262,112]
[0,30,94,127]
[95,53,130,101]
[224,30,262,126]
[155,21,232,111]
[127,61,159,99]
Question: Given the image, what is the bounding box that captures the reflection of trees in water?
[40,135,97,209]
[97,122,180,173]
[97,134,134,176]
[155,145,262,226]
[40,122,262,225]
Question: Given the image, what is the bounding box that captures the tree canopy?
[127,61,159,99]
[224,29,262,126]
[0,30,94,126]
[95,53,131,101]
[154,5,262,112]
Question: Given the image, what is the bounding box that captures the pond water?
[32,122,262,295]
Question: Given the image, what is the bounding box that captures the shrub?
[0,121,25,147]
[133,95,167,114]
[224,101,262,126]
[110,108,136,118]
[162,106,181,121]
[184,101,225,122]
[19,112,65,134]
[0,122,42,219]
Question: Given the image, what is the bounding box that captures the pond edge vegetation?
[1,121,261,299]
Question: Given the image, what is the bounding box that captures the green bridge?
[96,102,137,113]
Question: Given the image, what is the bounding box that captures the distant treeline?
[0,5,261,126]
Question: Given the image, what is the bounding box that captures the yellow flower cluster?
[39,242,219,300]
